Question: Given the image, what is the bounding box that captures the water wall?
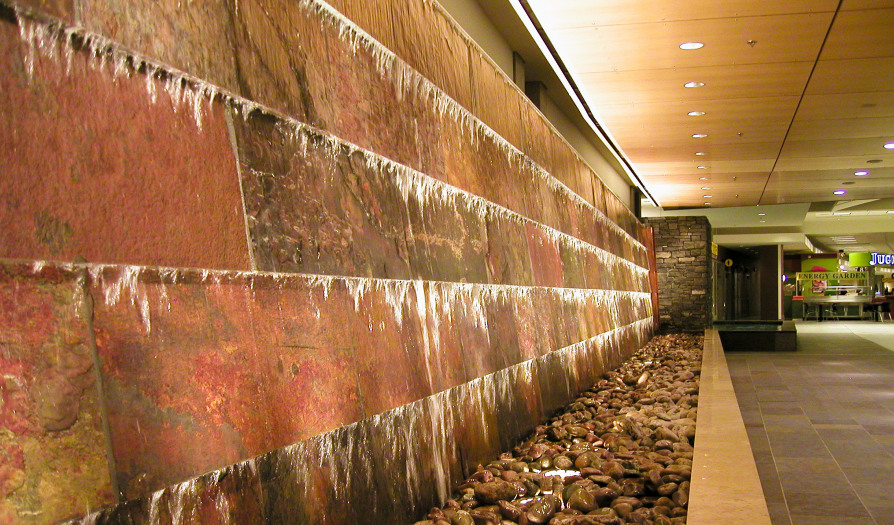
[0,0,656,523]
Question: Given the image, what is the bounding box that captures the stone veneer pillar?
[644,216,713,332]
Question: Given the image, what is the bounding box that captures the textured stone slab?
[77,0,240,94]
[0,262,114,524]
[90,268,365,498]
[0,21,250,270]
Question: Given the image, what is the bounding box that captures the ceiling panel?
[596,96,800,124]
[770,167,894,180]
[580,61,814,106]
[806,56,894,94]
[819,8,894,60]
[528,0,837,29]
[549,13,832,73]
[775,155,894,171]
[786,116,894,141]
[841,0,894,11]
[634,159,776,175]
[796,91,894,119]
[623,142,780,162]
[779,137,894,158]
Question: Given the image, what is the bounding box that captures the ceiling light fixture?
[680,42,704,50]
[684,82,705,88]
[855,171,869,176]
[692,133,708,138]
[833,212,851,216]
[833,190,847,195]
[758,213,766,216]
[688,111,706,116]
[704,202,711,206]
[888,211,894,214]
[699,177,709,180]
[703,195,712,198]
[695,152,707,156]
[885,142,894,149]
[697,165,710,169]
[701,187,711,190]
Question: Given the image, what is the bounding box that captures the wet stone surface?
[413,334,702,525]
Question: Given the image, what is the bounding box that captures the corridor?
[727,322,894,525]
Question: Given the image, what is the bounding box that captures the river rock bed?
[413,333,703,525]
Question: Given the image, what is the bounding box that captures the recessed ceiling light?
[680,42,704,50]
[833,190,847,195]
[833,212,851,216]
[758,213,766,216]
[703,195,712,199]
[701,187,711,190]
[695,152,707,156]
[684,82,705,88]
[888,211,894,214]
[759,219,766,223]
[885,143,894,149]
[699,177,709,180]
[688,111,706,116]
[697,165,710,169]
[704,202,711,206]
[855,170,869,176]
[692,133,708,138]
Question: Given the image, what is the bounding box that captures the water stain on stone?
[33,210,73,255]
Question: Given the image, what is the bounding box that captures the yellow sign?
[724,259,733,267]
[711,242,718,257]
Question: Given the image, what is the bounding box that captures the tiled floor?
[725,321,894,525]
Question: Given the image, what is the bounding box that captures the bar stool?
[803,303,821,321]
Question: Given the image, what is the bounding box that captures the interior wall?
[0,0,654,523]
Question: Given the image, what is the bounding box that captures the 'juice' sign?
[871,252,894,266]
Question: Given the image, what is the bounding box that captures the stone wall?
[0,0,655,523]
[645,216,712,332]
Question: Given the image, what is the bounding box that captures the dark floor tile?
[758,390,798,403]
[841,466,894,485]
[815,427,875,441]
[808,415,859,426]
[768,432,832,459]
[785,491,872,519]
[789,515,876,525]
[761,401,806,416]
[767,501,793,525]
[868,505,894,525]
[763,414,816,433]
[853,483,894,509]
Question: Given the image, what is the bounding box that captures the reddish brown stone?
[525,224,564,288]
[325,0,397,52]
[350,284,433,416]
[91,267,364,497]
[11,0,74,21]
[0,23,250,270]
[0,262,115,524]
[485,213,534,287]
[233,114,413,279]
[230,0,335,130]
[452,288,494,382]
[78,0,240,94]
[391,0,473,111]
[324,14,421,170]
[402,181,489,284]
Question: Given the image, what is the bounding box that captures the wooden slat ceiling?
[528,0,894,209]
